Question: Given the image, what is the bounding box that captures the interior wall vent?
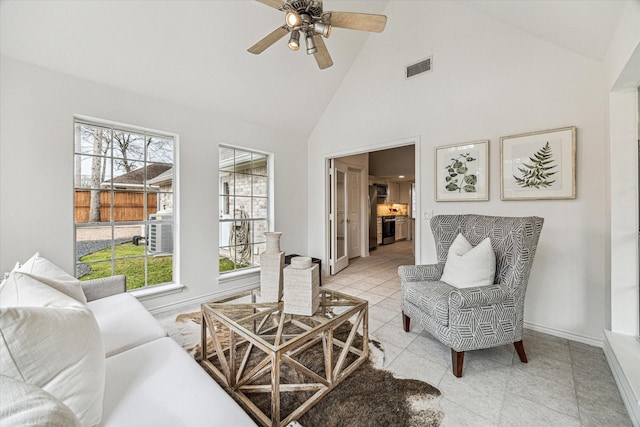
[405,56,432,79]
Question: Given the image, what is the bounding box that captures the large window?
[74,118,175,290]
[219,146,270,274]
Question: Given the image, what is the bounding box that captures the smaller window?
[219,146,270,274]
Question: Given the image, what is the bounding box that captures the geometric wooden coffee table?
[199,289,368,427]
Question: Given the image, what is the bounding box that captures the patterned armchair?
[399,214,544,377]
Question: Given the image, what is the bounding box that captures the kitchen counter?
[376,203,408,216]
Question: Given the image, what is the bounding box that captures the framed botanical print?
[435,140,489,201]
[501,126,576,200]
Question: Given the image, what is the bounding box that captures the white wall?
[0,56,308,310]
[609,89,639,337]
[605,0,640,336]
[604,1,640,91]
[308,1,608,343]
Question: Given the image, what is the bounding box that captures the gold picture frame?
[500,126,576,200]
[435,140,489,202]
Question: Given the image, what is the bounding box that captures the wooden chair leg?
[514,340,528,363]
[451,349,464,377]
[402,312,410,332]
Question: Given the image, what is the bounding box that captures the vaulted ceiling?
[0,1,627,138]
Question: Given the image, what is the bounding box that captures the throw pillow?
[18,253,87,304]
[0,375,81,427]
[0,262,20,288]
[0,272,85,309]
[0,277,105,426]
[440,233,496,288]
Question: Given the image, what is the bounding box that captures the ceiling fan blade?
[247,26,289,54]
[313,35,333,69]
[255,0,285,10]
[329,12,387,33]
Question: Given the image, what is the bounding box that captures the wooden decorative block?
[283,263,319,316]
[290,256,312,269]
[260,251,284,302]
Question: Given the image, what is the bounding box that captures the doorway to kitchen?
[326,138,420,277]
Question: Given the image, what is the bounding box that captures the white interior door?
[330,159,349,274]
[347,168,361,259]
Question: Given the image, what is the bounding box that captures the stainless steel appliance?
[368,185,378,251]
[381,216,396,245]
[374,183,388,199]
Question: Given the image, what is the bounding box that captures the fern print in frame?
[501,126,576,200]
[435,140,489,201]
[513,141,558,189]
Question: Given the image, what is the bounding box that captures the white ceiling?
[0,1,627,138]
[456,0,627,62]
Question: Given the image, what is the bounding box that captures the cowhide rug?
[175,312,443,427]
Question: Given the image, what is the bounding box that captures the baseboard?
[603,330,640,427]
[148,282,259,315]
[523,321,603,347]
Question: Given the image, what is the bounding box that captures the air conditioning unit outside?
[148,212,173,254]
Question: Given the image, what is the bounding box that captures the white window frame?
[218,144,274,278]
[73,115,180,293]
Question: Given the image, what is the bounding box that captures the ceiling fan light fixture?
[285,11,302,27]
[312,22,332,38]
[305,34,317,55]
[249,1,387,70]
[288,30,300,50]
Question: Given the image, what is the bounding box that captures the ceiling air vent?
[405,56,432,80]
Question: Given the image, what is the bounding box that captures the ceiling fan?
[248,0,387,70]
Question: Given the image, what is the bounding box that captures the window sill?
[130,282,185,301]
[219,267,261,288]
[219,266,260,282]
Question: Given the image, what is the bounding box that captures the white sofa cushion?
[17,252,87,304]
[0,275,105,426]
[102,337,256,426]
[0,375,81,427]
[440,233,496,288]
[87,293,167,358]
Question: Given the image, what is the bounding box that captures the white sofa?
[0,253,256,427]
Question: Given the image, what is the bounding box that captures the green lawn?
[80,243,172,290]
[219,257,250,272]
[80,243,250,289]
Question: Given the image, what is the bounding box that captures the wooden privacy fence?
[75,190,158,223]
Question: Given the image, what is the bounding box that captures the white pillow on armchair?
[440,233,496,288]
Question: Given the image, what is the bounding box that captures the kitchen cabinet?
[376,217,382,244]
[399,182,412,204]
[386,182,400,203]
[395,215,408,240]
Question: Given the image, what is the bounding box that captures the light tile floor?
[156,240,632,426]
[321,240,632,427]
